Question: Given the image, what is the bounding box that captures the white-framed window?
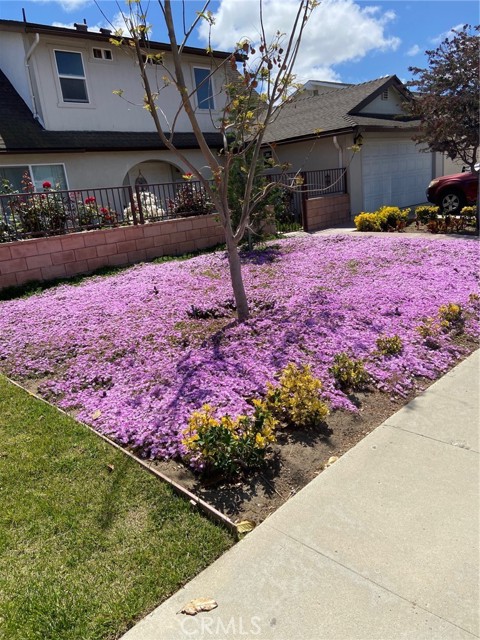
[381,88,389,101]
[193,67,214,110]
[0,164,68,192]
[54,50,89,103]
[92,47,112,61]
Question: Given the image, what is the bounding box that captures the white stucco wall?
[358,87,405,115]
[0,149,211,190]
[265,135,351,173]
[16,31,227,132]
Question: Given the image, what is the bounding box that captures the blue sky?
[1,0,478,84]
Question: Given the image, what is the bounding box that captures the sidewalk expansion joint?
[384,422,479,454]
[262,523,479,639]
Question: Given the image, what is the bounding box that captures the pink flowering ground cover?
[0,234,478,463]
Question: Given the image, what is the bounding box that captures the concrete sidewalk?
[123,351,479,640]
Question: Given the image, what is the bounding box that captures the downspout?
[25,33,43,124]
[333,135,343,167]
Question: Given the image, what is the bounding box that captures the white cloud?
[406,44,420,56]
[198,0,401,83]
[42,0,91,12]
[52,21,75,29]
[430,23,465,44]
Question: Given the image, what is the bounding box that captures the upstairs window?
[194,67,214,110]
[54,50,88,103]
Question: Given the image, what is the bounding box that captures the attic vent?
[381,88,388,101]
[313,89,318,96]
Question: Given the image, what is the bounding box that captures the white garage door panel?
[362,140,432,211]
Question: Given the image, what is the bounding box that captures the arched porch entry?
[123,160,183,188]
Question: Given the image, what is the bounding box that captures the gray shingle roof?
[0,69,223,153]
[264,75,419,144]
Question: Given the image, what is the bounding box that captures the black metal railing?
[0,180,214,242]
[0,168,347,242]
[266,168,347,231]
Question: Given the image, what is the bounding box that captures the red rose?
[42,181,52,189]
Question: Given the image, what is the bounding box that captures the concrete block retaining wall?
[0,214,224,291]
[304,194,350,232]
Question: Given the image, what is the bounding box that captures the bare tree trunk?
[223,217,249,322]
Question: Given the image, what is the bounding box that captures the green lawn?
[0,376,233,640]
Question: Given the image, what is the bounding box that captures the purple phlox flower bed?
[0,235,478,461]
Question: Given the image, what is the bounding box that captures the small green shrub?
[264,363,330,430]
[460,206,477,219]
[438,302,464,332]
[415,317,442,349]
[416,316,441,339]
[182,400,277,477]
[376,334,403,356]
[329,352,369,391]
[415,205,439,225]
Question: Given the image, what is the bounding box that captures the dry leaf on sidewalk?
[236,520,256,534]
[180,597,218,616]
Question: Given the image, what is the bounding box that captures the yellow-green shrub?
[376,334,403,356]
[329,352,369,391]
[354,212,382,231]
[182,400,277,476]
[354,207,410,232]
[415,205,439,224]
[460,206,477,225]
[438,303,464,332]
[377,206,410,230]
[264,363,330,430]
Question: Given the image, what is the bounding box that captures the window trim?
[193,66,215,111]
[54,49,89,104]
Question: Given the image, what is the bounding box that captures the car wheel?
[440,191,466,215]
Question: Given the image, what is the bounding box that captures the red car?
[426,167,478,214]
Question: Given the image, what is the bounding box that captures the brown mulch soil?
[151,338,478,526]
[403,219,478,236]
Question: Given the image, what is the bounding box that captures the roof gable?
[263,75,418,144]
[349,75,412,115]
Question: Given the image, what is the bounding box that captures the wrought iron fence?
[0,168,346,242]
[0,180,215,242]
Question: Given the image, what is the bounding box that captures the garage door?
[362,140,433,211]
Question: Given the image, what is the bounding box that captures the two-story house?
[0,18,230,192]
